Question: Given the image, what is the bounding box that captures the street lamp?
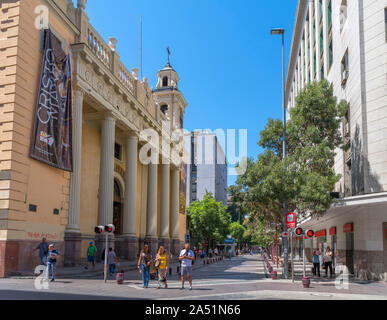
[270,27,289,279]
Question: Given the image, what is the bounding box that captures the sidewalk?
[8,255,225,279]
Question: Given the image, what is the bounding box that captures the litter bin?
[116,272,124,285]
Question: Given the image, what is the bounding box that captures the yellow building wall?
[79,120,101,236]
[1,0,76,241]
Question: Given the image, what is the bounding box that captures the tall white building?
[185,132,228,207]
[286,0,387,280]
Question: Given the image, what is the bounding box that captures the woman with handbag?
[137,245,152,288]
[156,246,169,289]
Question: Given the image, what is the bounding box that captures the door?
[113,179,122,235]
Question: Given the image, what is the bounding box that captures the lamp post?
[270,28,289,279]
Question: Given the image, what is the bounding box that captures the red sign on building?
[329,227,337,235]
[314,230,327,238]
[343,223,354,233]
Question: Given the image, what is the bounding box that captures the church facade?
[0,0,188,277]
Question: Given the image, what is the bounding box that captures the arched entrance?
[113,179,123,235]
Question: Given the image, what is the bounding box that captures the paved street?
[0,255,386,300]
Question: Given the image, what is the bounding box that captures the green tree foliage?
[187,193,232,247]
[229,222,246,246]
[229,80,348,239]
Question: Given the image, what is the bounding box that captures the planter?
[302,277,310,288]
[116,273,124,285]
[271,271,277,280]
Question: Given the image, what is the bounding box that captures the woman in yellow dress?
[156,246,169,289]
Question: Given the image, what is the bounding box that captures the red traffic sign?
[306,229,314,238]
[295,227,303,236]
[282,231,289,238]
[286,212,296,229]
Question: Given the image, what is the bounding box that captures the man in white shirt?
[179,243,195,290]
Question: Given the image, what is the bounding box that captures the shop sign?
[343,223,353,233]
[329,227,337,235]
[314,229,327,238]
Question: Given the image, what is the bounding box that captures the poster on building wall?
[179,164,187,214]
[30,29,73,172]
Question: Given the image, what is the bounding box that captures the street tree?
[229,80,348,235]
[187,192,232,248]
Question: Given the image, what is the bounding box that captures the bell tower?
[152,48,187,131]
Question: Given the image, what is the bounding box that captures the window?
[180,115,184,129]
[341,50,349,86]
[114,143,122,160]
[162,76,168,87]
[329,40,333,70]
[340,0,347,33]
[160,104,168,115]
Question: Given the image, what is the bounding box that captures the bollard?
[116,272,124,285]
[203,260,206,265]
[177,266,180,273]
[302,277,311,288]
[169,268,172,275]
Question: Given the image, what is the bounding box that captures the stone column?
[145,163,158,254]
[64,89,83,266]
[96,113,116,257]
[98,114,116,226]
[159,164,170,250]
[170,167,180,255]
[121,133,138,259]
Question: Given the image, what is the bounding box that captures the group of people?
[312,247,334,278]
[35,237,198,288]
[138,243,195,290]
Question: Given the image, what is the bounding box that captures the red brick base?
[0,240,64,277]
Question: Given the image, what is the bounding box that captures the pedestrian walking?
[45,244,58,282]
[155,246,169,289]
[85,241,97,270]
[228,248,232,260]
[208,248,213,258]
[179,243,195,290]
[214,247,219,256]
[107,247,118,277]
[313,249,321,277]
[324,247,333,278]
[34,238,49,266]
[138,244,152,288]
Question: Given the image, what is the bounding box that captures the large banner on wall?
[30,29,73,172]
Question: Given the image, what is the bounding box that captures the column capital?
[103,112,116,122]
[124,131,139,141]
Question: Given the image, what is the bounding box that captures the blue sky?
[85,0,298,186]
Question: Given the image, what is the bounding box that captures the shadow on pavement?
[0,289,148,300]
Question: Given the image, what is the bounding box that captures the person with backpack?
[313,249,321,278]
[137,244,152,288]
[107,247,118,277]
[155,246,169,289]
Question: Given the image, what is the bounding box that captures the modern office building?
[185,131,228,207]
[0,0,187,277]
[286,0,387,280]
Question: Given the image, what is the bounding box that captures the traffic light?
[104,224,115,233]
[294,227,303,236]
[95,226,104,234]
[306,229,314,238]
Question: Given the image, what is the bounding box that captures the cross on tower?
[167,46,171,64]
